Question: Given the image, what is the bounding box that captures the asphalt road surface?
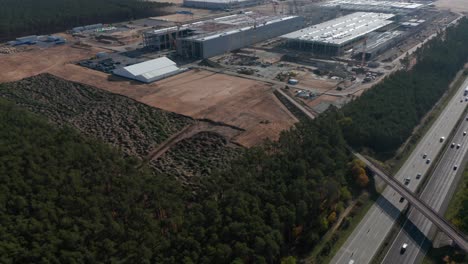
[382,79,468,263]
[331,77,468,264]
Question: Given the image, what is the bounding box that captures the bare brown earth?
[435,0,468,12]
[0,42,297,146]
[0,44,102,83]
[294,72,339,92]
[48,66,298,146]
[0,74,243,184]
[306,94,342,108]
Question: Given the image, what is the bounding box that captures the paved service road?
[382,79,468,263]
[330,77,468,264]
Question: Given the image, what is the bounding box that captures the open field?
[294,71,339,92]
[0,43,297,147]
[48,66,297,146]
[435,0,468,13]
[0,42,102,83]
[0,74,246,185]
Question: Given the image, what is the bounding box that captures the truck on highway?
[464,87,468,96]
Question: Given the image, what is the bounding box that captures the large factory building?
[183,0,262,10]
[144,12,304,59]
[281,12,395,56]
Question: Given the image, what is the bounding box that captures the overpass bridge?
[354,152,468,252]
[275,88,468,252]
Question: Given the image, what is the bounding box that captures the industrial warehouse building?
[113,57,185,83]
[183,0,261,10]
[282,12,395,56]
[143,12,304,59]
[319,0,423,14]
[354,31,404,60]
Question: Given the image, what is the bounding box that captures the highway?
[382,79,468,263]
[330,76,468,264]
[353,153,468,253]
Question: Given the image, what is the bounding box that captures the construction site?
[143,11,305,58]
[0,0,462,147]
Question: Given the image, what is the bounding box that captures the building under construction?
[318,0,424,14]
[281,12,395,56]
[183,0,262,10]
[143,12,304,59]
[354,30,404,60]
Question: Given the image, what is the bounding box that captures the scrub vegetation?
[341,18,468,158]
[0,15,467,264]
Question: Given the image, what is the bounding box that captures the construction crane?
[293,0,299,14]
[271,0,279,15]
[168,22,181,50]
[361,37,367,67]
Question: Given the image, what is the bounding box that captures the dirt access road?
[0,43,297,147]
[0,42,102,83]
[56,67,298,147]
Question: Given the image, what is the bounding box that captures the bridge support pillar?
[433,231,454,248]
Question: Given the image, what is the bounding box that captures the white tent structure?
[113,57,184,83]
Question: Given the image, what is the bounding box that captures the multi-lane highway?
[331,76,468,264]
[383,79,468,263]
[353,152,468,252]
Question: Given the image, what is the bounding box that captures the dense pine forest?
[0,0,168,41]
[341,18,468,158]
[0,96,358,263]
[0,14,467,264]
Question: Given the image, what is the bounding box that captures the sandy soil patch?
[0,42,297,146]
[435,0,468,12]
[294,72,339,92]
[307,94,342,108]
[49,66,297,146]
[0,44,102,83]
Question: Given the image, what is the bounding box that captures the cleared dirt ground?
[294,72,339,92]
[0,44,102,83]
[306,94,342,108]
[48,66,297,146]
[435,0,468,12]
[0,42,297,146]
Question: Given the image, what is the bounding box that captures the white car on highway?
[401,243,408,254]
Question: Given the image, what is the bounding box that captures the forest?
[1,12,467,264]
[341,18,468,157]
[449,170,468,234]
[0,92,363,263]
[0,0,168,41]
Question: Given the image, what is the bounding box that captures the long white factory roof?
[193,15,298,41]
[147,12,299,42]
[184,0,252,3]
[282,12,394,46]
[113,57,181,83]
[321,0,423,9]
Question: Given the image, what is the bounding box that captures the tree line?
[0,0,168,41]
[0,15,467,264]
[341,18,468,158]
[0,94,368,263]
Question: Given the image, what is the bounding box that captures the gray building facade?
[183,0,262,10]
[177,16,304,59]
